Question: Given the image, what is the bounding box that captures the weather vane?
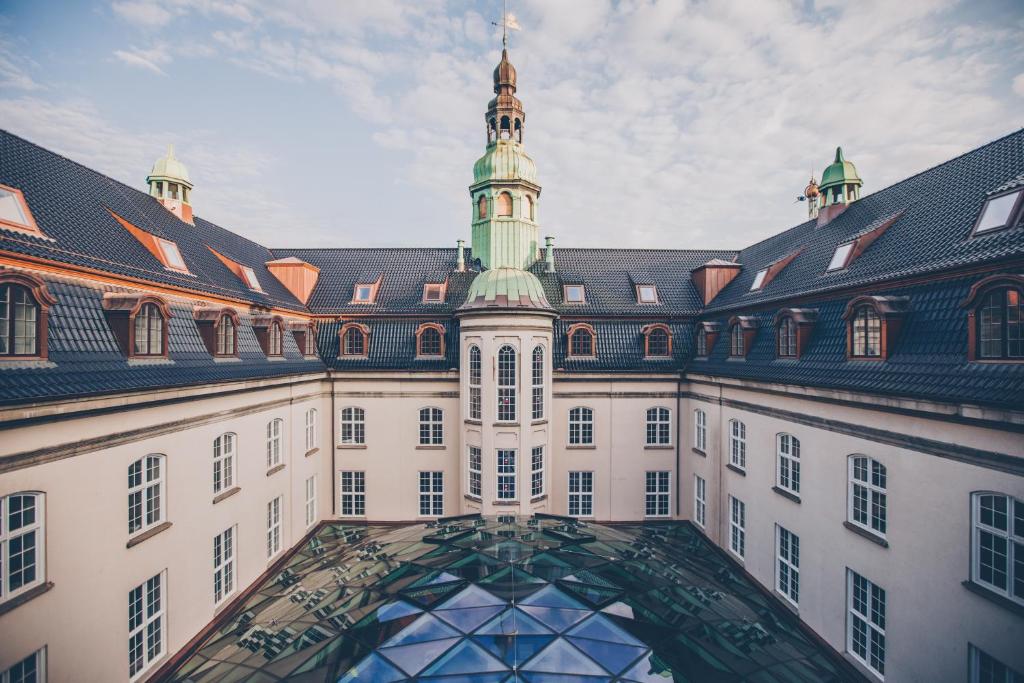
[491,0,521,48]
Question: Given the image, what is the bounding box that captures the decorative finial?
[167,144,175,159]
[492,0,520,50]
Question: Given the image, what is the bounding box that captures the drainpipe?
[544,236,555,273]
[456,240,466,272]
[330,369,337,517]
[675,375,681,517]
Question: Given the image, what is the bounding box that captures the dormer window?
[340,322,369,357]
[973,189,1023,235]
[133,302,167,357]
[416,323,445,358]
[193,307,240,358]
[253,316,285,357]
[241,266,263,292]
[216,315,236,356]
[750,269,767,291]
[695,327,708,356]
[564,285,585,304]
[727,316,757,358]
[567,323,596,357]
[0,271,56,359]
[843,296,908,360]
[827,242,854,271]
[961,274,1024,361]
[730,324,745,356]
[637,285,658,304]
[157,238,187,272]
[0,184,44,238]
[693,322,720,358]
[351,279,381,304]
[423,283,446,303]
[827,212,903,273]
[290,321,318,358]
[642,324,671,358]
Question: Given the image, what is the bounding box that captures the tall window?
[304,323,317,356]
[342,326,366,356]
[0,283,40,357]
[776,526,799,606]
[531,346,544,420]
[850,305,881,357]
[0,492,44,603]
[524,194,534,220]
[305,475,317,528]
[497,345,517,422]
[729,419,746,470]
[340,407,365,445]
[1,648,45,683]
[849,455,887,537]
[418,407,444,446]
[133,303,164,356]
[477,194,487,219]
[305,408,318,452]
[695,327,708,357]
[847,569,886,678]
[694,476,706,528]
[568,471,594,517]
[267,320,282,356]
[212,433,235,494]
[777,434,800,495]
[418,325,443,357]
[496,192,512,217]
[266,418,283,469]
[531,446,544,498]
[213,526,235,604]
[978,287,1023,359]
[777,316,797,357]
[969,644,1024,682]
[645,471,670,517]
[128,455,164,535]
[216,314,235,356]
[729,496,745,559]
[340,472,366,516]
[569,327,595,357]
[497,450,516,500]
[419,472,443,516]
[468,448,482,499]
[128,572,164,679]
[694,409,707,451]
[266,496,282,558]
[971,493,1022,606]
[468,345,482,420]
[729,324,744,357]
[569,407,594,445]
[646,407,671,445]
[645,327,670,357]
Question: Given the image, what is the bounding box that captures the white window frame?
[418,471,443,517]
[848,455,887,538]
[827,242,855,271]
[128,571,165,680]
[729,419,746,470]
[637,285,658,303]
[497,345,517,423]
[128,454,165,537]
[468,447,482,499]
[1,646,46,683]
[968,643,1024,682]
[266,418,283,469]
[213,526,235,605]
[266,496,282,559]
[497,449,517,501]
[339,407,365,445]
[971,492,1022,606]
[568,471,594,518]
[776,525,799,607]
[974,189,1023,234]
[468,345,482,420]
[564,284,585,303]
[750,268,767,290]
[340,471,366,517]
[213,433,235,494]
[531,345,544,421]
[645,471,671,518]
[694,476,706,528]
[156,238,187,271]
[776,433,801,495]
[729,495,745,559]
[418,407,444,446]
[531,446,544,498]
[241,266,263,292]
[694,409,707,451]
[568,406,594,446]
[646,406,671,446]
[305,475,317,528]
[847,569,886,679]
[0,492,45,605]
[304,408,318,452]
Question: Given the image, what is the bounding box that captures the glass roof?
[167,516,861,682]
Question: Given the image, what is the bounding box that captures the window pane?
[976,191,1021,232]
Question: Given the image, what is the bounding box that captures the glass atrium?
[167,516,861,682]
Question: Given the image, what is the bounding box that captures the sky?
[1,0,1022,251]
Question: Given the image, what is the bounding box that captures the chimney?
[544,236,555,272]
[691,258,742,305]
[146,145,195,225]
[456,239,466,272]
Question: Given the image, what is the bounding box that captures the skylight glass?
[354,284,374,302]
[0,187,30,227]
[564,285,585,303]
[157,239,187,271]
[750,269,767,290]
[827,242,854,271]
[241,266,263,291]
[637,285,657,303]
[975,190,1022,233]
[423,284,444,302]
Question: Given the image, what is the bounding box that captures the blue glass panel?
[377,600,422,622]
[519,585,586,610]
[474,634,554,667]
[437,584,506,610]
[519,606,591,633]
[521,638,607,675]
[337,652,406,683]
[382,614,460,647]
[379,637,461,676]
[427,571,462,585]
[520,675,611,683]
[566,614,644,647]
[421,638,510,676]
[436,605,507,633]
[476,608,553,636]
[420,674,509,683]
[565,637,648,675]
[620,653,675,682]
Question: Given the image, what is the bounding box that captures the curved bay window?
[567,323,596,358]
[416,323,444,358]
[340,323,369,358]
[0,272,55,359]
[643,324,671,358]
[497,345,517,422]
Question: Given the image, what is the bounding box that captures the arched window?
[416,323,444,358]
[777,316,797,358]
[514,118,522,143]
[643,324,671,358]
[497,345,517,422]
[646,407,671,445]
[305,407,318,452]
[128,454,165,535]
[695,326,708,357]
[468,345,482,420]
[478,194,488,220]
[524,194,534,220]
[977,287,1023,359]
[729,324,745,357]
[213,433,236,495]
[568,406,594,445]
[133,303,165,356]
[488,118,496,143]
[776,434,800,495]
[531,346,544,420]
[500,115,511,139]
[729,419,746,470]
[848,455,887,538]
[266,418,284,469]
[496,192,513,217]
[850,305,881,358]
[0,274,54,358]
[419,407,444,446]
[971,492,1023,606]
[268,320,283,356]
[340,407,365,445]
[0,491,45,603]
[340,323,369,357]
[567,323,596,357]
[216,314,236,356]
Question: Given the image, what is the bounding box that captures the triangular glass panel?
[436,605,507,633]
[620,652,675,682]
[426,571,462,585]
[600,602,633,620]
[480,565,546,586]
[419,675,509,683]
[520,637,608,676]
[519,585,587,610]
[565,637,648,676]
[520,606,591,633]
[474,634,554,667]
[401,580,466,608]
[376,600,422,622]
[337,652,406,683]
[566,614,645,647]
[559,582,622,608]
[437,584,506,610]
[420,638,510,676]
[382,613,460,647]
[379,637,460,676]
[476,608,553,636]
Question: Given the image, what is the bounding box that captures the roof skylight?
[0,184,43,237]
[241,266,263,292]
[423,283,445,303]
[827,242,854,271]
[564,285,585,304]
[157,238,187,272]
[974,189,1022,234]
[637,285,657,303]
[750,269,768,290]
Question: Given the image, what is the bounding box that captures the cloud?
[1014,73,1024,97]
[113,45,172,75]
[111,1,173,27]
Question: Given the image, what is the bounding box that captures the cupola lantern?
[147,144,194,224]
[819,147,862,208]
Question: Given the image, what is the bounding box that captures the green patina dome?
[147,144,192,186]
[473,140,538,185]
[819,147,861,191]
[462,267,552,311]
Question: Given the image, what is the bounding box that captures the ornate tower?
[819,147,862,208]
[147,145,194,224]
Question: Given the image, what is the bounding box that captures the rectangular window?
[777,434,801,495]
[972,493,1023,605]
[531,347,544,420]
[266,497,282,559]
[694,409,707,451]
[419,471,443,516]
[776,525,799,606]
[847,569,886,678]
[637,285,658,303]
[266,419,283,469]
[340,472,366,516]
[497,450,517,500]
[305,475,317,528]
[157,238,187,271]
[128,571,164,679]
[128,455,163,536]
[423,283,445,302]
[340,407,365,445]
[849,456,887,537]
[563,285,585,303]
[1,493,44,602]
[531,446,544,498]
[305,408,318,452]
[969,644,1024,682]
[827,242,854,271]
[241,266,263,292]
[568,407,594,445]
[974,189,1023,234]
[1,647,45,683]
[213,527,235,605]
[750,269,767,290]
[729,420,746,470]
[568,471,594,517]
[694,475,706,528]
[468,448,482,499]
[497,347,517,422]
[419,407,444,445]
[729,496,745,559]
[469,347,482,420]
[646,407,671,445]
[213,433,235,494]
[645,471,670,517]
[353,284,374,302]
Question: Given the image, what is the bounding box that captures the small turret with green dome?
[819,147,862,207]
[146,144,195,223]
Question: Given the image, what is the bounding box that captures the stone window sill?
[126,521,172,549]
[266,464,286,477]
[416,445,446,450]
[692,447,707,457]
[772,486,801,504]
[0,581,54,618]
[530,494,548,503]
[304,447,320,458]
[337,444,367,449]
[531,419,548,426]
[464,419,482,426]
[213,486,241,505]
[566,445,596,450]
[493,422,520,427]
[213,356,241,363]
[492,500,519,506]
[726,463,746,476]
[464,494,483,502]
[962,580,1024,617]
[644,444,673,450]
[843,521,889,548]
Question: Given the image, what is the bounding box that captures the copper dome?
[493,49,517,93]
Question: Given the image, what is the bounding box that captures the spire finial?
[492,0,519,51]
[167,143,175,159]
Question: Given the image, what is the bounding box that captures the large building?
[0,42,1022,683]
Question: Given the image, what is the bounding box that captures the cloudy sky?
[1,0,1022,250]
